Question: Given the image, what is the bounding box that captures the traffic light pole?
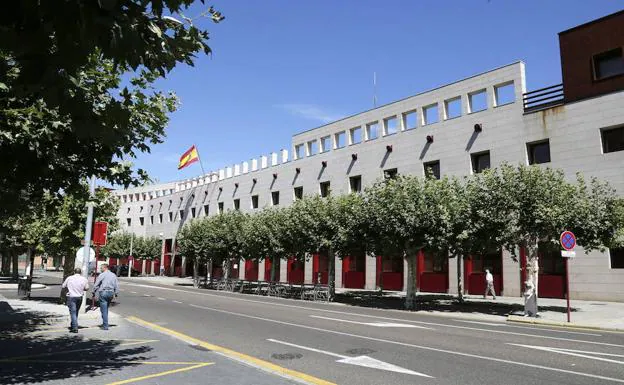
[81,175,96,311]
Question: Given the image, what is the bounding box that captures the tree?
[0,1,224,219]
[485,164,622,312]
[101,232,134,262]
[200,211,247,281]
[178,217,212,286]
[132,235,161,274]
[363,176,429,310]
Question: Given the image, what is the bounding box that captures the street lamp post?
[81,175,96,310]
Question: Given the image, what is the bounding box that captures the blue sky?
[135,1,623,184]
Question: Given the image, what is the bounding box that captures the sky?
[134,0,623,184]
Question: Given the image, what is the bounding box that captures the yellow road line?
[127,316,336,385]
[106,362,213,385]
[0,360,210,365]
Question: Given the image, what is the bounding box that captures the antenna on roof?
[373,71,377,108]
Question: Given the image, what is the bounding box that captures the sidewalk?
[121,276,624,332]
[0,294,303,385]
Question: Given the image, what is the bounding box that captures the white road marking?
[454,320,504,327]
[125,284,616,345]
[157,297,166,301]
[504,323,601,337]
[173,300,183,304]
[509,344,624,365]
[186,304,624,383]
[143,294,151,297]
[267,338,432,377]
[130,291,137,294]
[311,315,432,329]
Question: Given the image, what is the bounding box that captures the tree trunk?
[328,249,335,301]
[1,250,10,275]
[405,251,417,310]
[207,258,213,285]
[12,251,19,280]
[223,258,231,280]
[270,256,278,282]
[456,253,464,303]
[141,259,146,275]
[193,258,199,288]
[524,240,540,316]
[60,249,75,303]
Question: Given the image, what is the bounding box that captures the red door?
[418,251,449,293]
[537,243,565,298]
[287,258,304,284]
[465,251,503,295]
[376,255,403,291]
[342,254,365,289]
[312,253,329,284]
[245,259,259,281]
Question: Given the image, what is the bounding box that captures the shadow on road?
[0,301,153,385]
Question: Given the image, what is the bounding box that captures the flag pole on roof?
[178,145,206,175]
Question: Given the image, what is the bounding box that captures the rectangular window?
[593,47,624,80]
[294,186,303,200]
[349,175,362,193]
[320,181,331,197]
[383,116,398,136]
[307,140,318,156]
[168,212,173,222]
[271,191,280,206]
[150,216,154,225]
[610,247,624,269]
[527,140,551,165]
[423,104,439,125]
[383,168,398,179]
[334,131,346,149]
[494,82,515,106]
[159,213,163,224]
[126,218,132,227]
[140,206,144,213]
[349,127,362,144]
[468,89,487,113]
[402,110,417,130]
[233,199,240,211]
[471,151,491,174]
[366,122,379,140]
[444,97,462,119]
[295,144,305,159]
[191,207,196,218]
[602,125,624,153]
[218,202,224,213]
[139,217,145,226]
[203,204,209,216]
[251,195,259,209]
[423,160,440,179]
[320,136,332,153]
[179,210,184,220]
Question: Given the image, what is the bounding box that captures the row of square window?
[293,82,516,159]
[124,125,624,227]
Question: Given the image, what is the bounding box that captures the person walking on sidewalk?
[92,263,119,330]
[61,268,89,333]
[484,269,496,300]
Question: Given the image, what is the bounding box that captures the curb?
[506,315,624,333]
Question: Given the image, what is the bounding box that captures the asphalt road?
[103,279,624,385]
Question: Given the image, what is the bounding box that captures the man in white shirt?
[484,269,496,300]
[61,268,89,333]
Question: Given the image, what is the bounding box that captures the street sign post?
[560,231,577,323]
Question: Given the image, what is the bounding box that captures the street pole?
[128,233,133,278]
[82,175,96,311]
[565,257,571,323]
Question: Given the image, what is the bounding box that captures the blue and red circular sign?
[560,231,576,251]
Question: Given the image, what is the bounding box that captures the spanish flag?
[178,145,200,170]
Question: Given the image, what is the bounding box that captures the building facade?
[112,11,624,301]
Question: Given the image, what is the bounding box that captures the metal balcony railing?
[523,83,564,113]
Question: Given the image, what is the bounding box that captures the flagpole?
[195,145,207,176]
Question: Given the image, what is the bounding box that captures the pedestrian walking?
[484,269,496,299]
[160,265,165,276]
[61,268,89,333]
[92,263,119,330]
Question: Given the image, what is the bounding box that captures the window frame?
[251,195,259,209]
[349,175,362,193]
[527,139,551,165]
[423,160,441,179]
[471,151,491,174]
[610,247,624,269]
[319,181,331,198]
[592,47,624,81]
[294,186,303,200]
[601,125,624,154]
[271,191,280,206]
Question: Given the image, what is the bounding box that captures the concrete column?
[365,254,376,290]
[142,259,146,275]
[240,259,246,280]
[169,237,176,276]
[334,256,343,288]
[181,256,187,277]
[488,86,496,108]
[502,249,521,297]
[281,149,288,163]
[448,256,459,295]
[304,254,313,284]
[280,259,287,283]
[258,259,266,281]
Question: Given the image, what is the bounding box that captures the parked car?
[111,265,141,277]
